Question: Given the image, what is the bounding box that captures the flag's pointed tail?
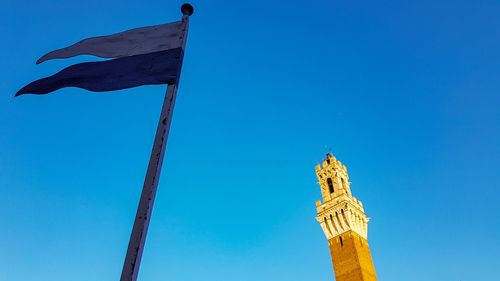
[36,51,58,64]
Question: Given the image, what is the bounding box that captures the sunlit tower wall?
[315,153,377,281]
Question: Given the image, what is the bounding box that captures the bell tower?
[315,153,377,281]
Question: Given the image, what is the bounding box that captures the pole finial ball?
[181,3,194,16]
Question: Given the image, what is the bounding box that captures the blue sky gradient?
[1,1,499,280]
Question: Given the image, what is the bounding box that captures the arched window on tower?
[327,178,334,194]
[341,177,346,189]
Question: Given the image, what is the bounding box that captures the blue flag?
[16,48,182,96]
[16,20,186,96]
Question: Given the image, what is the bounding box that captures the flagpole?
[120,4,193,281]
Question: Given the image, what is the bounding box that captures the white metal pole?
[120,4,192,281]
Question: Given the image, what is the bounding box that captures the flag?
[36,21,184,64]
[16,48,182,96]
[16,20,186,96]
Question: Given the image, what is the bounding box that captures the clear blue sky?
[1,0,499,280]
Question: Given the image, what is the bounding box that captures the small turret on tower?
[315,153,352,203]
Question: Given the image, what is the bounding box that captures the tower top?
[316,153,348,174]
[315,152,351,201]
[314,153,368,239]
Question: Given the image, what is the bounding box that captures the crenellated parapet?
[315,153,369,240]
[316,198,368,239]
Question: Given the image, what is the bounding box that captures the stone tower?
[315,153,377,281]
